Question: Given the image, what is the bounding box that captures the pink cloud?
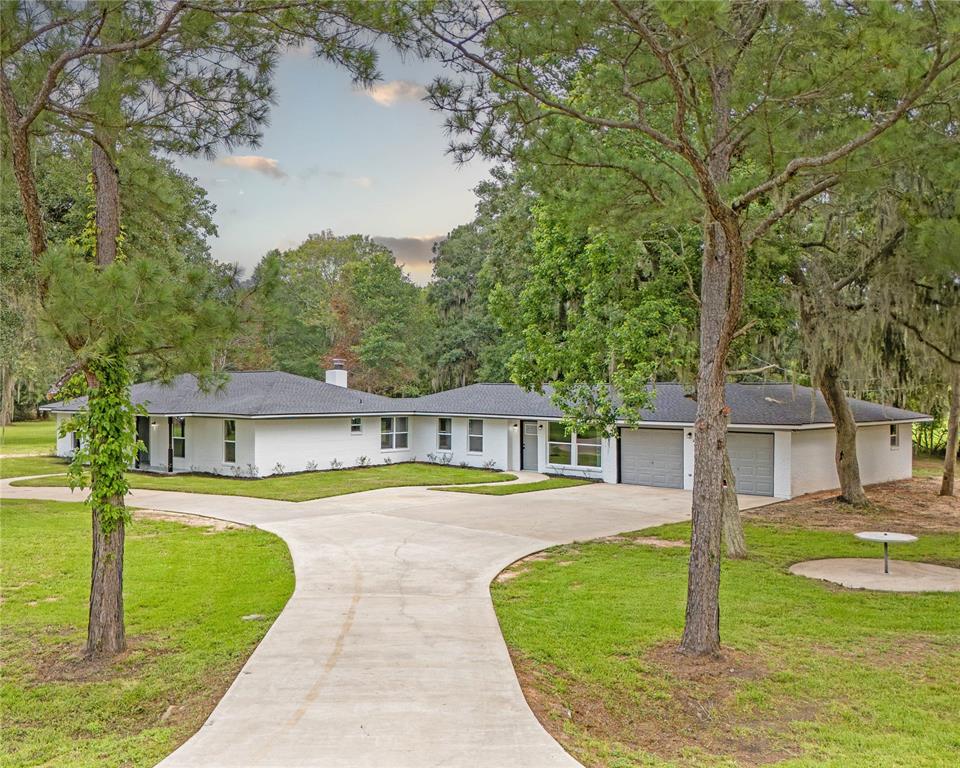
[215,155,287,179]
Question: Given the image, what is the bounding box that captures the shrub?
[482,459,497,471]
[383,457,393,465]
[305,460,319,472]
[357,455,371,467]
[272,462,285,476]
[330,458,343,471]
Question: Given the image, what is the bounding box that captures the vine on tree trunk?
[60,348,143,531]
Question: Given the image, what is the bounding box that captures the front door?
[135,416,151,469]
[521,421,538,471]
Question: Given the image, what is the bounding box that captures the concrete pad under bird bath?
[790,558,960,592]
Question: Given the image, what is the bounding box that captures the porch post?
[167,416,173,473]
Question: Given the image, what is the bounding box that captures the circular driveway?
[2,477,771,767]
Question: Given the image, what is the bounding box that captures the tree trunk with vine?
[84,44,128,657]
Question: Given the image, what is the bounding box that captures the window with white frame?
[381,417,409,450]
[350,416,362,435]
[172,417,186,458]
[437,418,452,451]
[889,424,900,449]
[548,422,602,467]
[576,427,602,467]
[548,422,572,465]
[224,419,236,463]
[468,419,484,453]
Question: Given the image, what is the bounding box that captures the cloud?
[215,155,287,179]
[364,80,426,107]
[299,167,373,188]
[373,235,444,286]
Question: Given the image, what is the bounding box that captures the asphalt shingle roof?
[43,372,929,426]
[405,382,928,425]
[43,371,399,416]
[406,383,562,418]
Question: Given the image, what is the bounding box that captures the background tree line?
[5,152,956,473]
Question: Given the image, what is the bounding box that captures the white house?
[45,364,930,499]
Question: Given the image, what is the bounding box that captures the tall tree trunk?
[86,500,126,655]
[941,363,960,497]
[681,216,745,657]
[84,48,126,657]
[820,363,869,506]
[0,74,46,261]
[0,367,17,427]
[92,139,120,265]
[722,449,747,559]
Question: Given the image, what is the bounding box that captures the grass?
[0,455,69,480]
[0,420,57,456]
[0,497,294,768]
[493,522,960,767]
[913,455,945,480]
[13,462,515,502]
[432,477,593,495]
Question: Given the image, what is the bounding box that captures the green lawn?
[432,477,593,495]
[0,497,294,768]
[0,420,57,455]
[13,462,515,502]
[493,522,960,767]
[0,455,69,479]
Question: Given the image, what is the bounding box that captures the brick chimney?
[325,358,348,388]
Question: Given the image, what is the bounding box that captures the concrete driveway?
[1,476,770,767]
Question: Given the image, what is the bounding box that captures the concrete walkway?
[2,476,770,768]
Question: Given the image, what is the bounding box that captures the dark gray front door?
[521,421,538,470]
[135,415,150,468]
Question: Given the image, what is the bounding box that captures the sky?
[173,45,491,285]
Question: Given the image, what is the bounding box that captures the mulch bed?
[744,477,959,534]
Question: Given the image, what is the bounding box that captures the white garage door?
[620,428,684,488]
[728,432,774,496]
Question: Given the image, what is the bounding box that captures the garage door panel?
[728,432,774,496]
[620,429,683,488]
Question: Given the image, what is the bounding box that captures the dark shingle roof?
[406,383,561,418]
[42,371,400,417]
[628,383,928,426]
[406,382,928,425]
[43,372,929,426]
